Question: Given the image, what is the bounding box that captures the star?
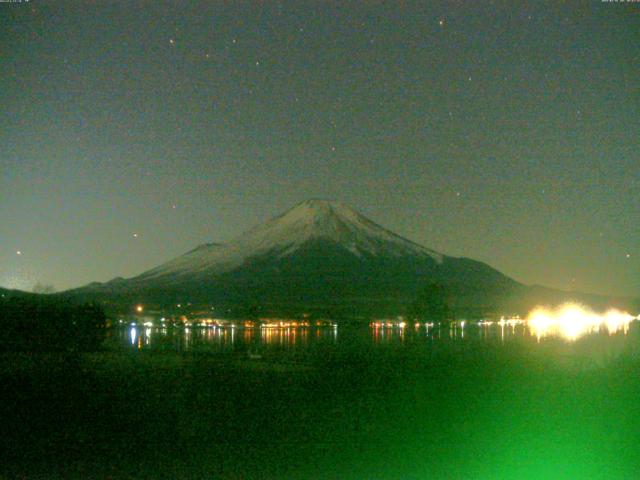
[16,250,22,256]
[133,233,139,238]
[626,254,631,259]
[169,38,175,45]
[439,18,445,27]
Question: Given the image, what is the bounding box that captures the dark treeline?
[0,295,106,352]
[408,282,452,321]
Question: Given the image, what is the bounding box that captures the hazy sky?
[1,1,638,296]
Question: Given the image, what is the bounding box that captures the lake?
[110,320,640,368]
[2,320,640,479]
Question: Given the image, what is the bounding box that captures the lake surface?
[3,320,640,479]
[110,320,640,367]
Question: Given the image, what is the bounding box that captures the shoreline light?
[527,303,635,341]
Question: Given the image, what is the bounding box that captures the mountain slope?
[63,200,522,315]
[64,199,629,316]
[135,200,443,283]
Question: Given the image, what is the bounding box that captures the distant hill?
[0,289,106,351]
[61,200,635,318]
[0,287,38,300]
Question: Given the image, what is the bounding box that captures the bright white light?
[527,303,635,341]
[603,309,633,335]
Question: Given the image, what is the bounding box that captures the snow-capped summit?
[63,199,627,316]
[136,199,442,281]
[238,199,443,260]
[67,199,524,315]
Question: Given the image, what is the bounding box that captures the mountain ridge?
[61,200,633,316]
[132,199,444,283]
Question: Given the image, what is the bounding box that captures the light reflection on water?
[113,320,639,361]
[369,320,531,344]
[114,325,341,353]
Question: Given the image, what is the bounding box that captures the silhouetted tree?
[71,303,107,351]
[0,296,106,352]
[409,282,452,322]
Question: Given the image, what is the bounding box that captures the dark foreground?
[1,330,640,479]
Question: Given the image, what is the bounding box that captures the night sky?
[1,1,638,297]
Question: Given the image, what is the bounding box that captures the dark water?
[111,321,640,367]
[3,322,640,479]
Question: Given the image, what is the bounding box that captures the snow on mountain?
[63,199,630,315]
[136,242,228,280]
[136,199,443,281]
[238,199,442,260]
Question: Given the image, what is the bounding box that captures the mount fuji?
[137,199,445,281]
[63,200,622,317]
